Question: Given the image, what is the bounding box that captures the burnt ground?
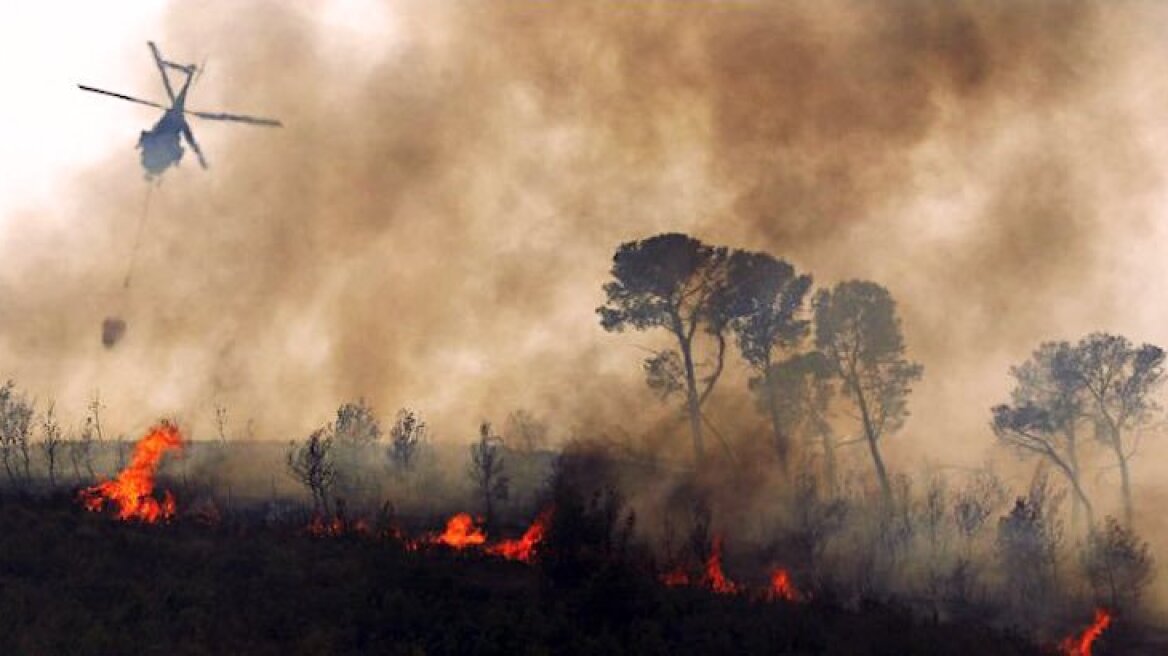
[0,495,1059,656]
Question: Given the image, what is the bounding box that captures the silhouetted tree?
[996,474,1064,623]
[503,409,548,453]
[814,281,922,504]
[214,403,230,444]
[752,352,837,490]
[597,233,737,461]
[469,422,509,528]
[332,399,382,501]
[334,399,382,448]
[286,427,337,513]
[0,382,34,487]
[388,408,426,472]
[1082,516,1154,612]
[87,392,105,443]
[69,417,96,483]
[992,341,1095,531]
[1065,333,1164,527]
[39,402,63,488]
[84,392,106,476]
[952,469,1008,552]
[725,249,813,471]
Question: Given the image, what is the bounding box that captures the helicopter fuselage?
[136,74,193,178]
[138,111,187,177]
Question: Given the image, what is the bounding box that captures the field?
[0,493,1049,656]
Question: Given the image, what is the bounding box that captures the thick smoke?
[1,1,1165,491]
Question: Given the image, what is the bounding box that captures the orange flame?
[767,568,800,602]
[704,537,738,594]
[1060,609,1111,656]
[78,422,183,523]
[307,513,346,537]
[488,507,553,563]
[432,512,487,548]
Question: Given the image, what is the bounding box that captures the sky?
[2,0,1168,511]
[0,4,167,220]
[0,1,397,223]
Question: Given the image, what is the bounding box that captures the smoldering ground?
[3,0,1168,581]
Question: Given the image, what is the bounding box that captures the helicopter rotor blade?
[148,41,177,102]
[193,57,208,87]
[180,122,208,169]
[78,85,166,110]
[187,110,282,127]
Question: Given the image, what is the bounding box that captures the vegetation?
[812,281,922,505]
[0,231,1164,652]
[0,495,1051,656]
[468,421,509,529]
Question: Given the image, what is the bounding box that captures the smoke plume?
[1,1,1166,496]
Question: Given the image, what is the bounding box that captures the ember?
[767,568,800,602]
[1060,609,1111,656]
[307,513,346,537]
[78,421,183,523]
[660,567,690,587]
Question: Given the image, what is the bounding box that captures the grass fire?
[77,421,182,523]
[7,1,1168,654]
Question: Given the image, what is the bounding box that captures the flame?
[767,568,800,602]
[1060,609,1112,656]
[307,513,346,537]
[78,422,183,523]
[432,512,487,548]
[487,507,553,563]
[660,567,690,587]
[306,513,373,537]
[704,537,738,594]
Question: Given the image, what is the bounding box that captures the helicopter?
[79,42,282,179]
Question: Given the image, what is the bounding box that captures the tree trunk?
[1065,432,1094,534]
[484,482,495,529]
[1,451,15,487]
[821,429,838,497]
[855,387,892,505]
[1068,474,1095,532]
[763,366,789,472]
[678,337,705,462]
[1115,443,1133,528]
